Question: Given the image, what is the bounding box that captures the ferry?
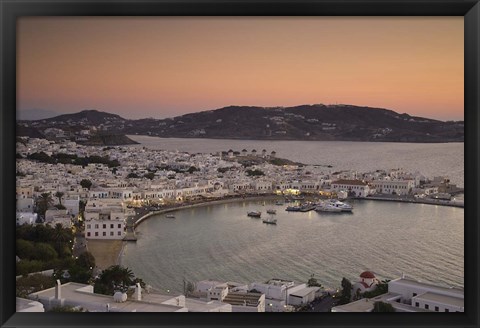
[266,209,277,215]
[262,218,277,225]
[247,211,262,218]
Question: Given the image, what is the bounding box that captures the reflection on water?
[122,199,464,293]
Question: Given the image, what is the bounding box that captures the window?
[415,302,419,307]
[87,232,91,237]
[413,293,417,297]
[95,224,99,229]
[103,224,106,229]
[118,231,122,236]
[87,224,91,229]
[110,232,114,236]
[435,306,439,312]
[118,224,122,228]
[425,304,429,310]
[95,232,98,236]
[110,224,114,228]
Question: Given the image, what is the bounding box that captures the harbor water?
[122,137,464,293]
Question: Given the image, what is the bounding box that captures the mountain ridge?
[17,105,464,143]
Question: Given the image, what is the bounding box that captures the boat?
[266,209,277,215]
[315,203,342,213]
[275,200,284,206]
[285,206,301,212]
[247,211,262,218]
[299,203,316,212]
[262,218,277,225]
[328,200,353,212]
[165,214,175,219]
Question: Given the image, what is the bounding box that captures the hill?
[17,105,464,143]
[122,104,464,142]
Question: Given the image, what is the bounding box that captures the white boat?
[329,200,353,212]
[262,218,277,225]
[266,209,277,215]
[247,211,262,218]
[165,214,175,219]
[315,203,342,213]
[275,201,284,206]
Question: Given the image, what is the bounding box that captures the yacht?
[329,200,353,212]
[315,203,342,213]
[247,211,262,218]
[266,209,277,215]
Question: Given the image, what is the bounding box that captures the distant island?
[17,104,464,143]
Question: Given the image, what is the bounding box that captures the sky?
[17,17,464,121]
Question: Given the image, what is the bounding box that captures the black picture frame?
[1,1,478,327]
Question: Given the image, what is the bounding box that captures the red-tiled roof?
[360,271,376,278]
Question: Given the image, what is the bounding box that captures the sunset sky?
[17,17,464,121]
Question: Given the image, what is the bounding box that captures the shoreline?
[109,194,463,272]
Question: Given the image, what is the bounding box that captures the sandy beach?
[86,239,125,271]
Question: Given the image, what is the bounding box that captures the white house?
[332,276,464,313]
[388,278,464,312]
[330,179,371,198]
[370,180,415,196]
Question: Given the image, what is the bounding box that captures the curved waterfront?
[122,199,464,293]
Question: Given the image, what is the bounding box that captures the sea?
[121,136,464,293]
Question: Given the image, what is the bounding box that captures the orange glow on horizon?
[17,17,464,121]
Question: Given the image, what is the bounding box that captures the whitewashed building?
[370,179,415,196]
[330,179,371,198]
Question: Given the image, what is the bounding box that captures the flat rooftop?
[29,282,184,312]
[16,297,44,312]
[332,293,401,312]
[390,278,464,297]
[184,298,230,312]
[289,287,321,298]
[414,292,464,308]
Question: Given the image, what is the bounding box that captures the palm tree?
[52,223,73,256]
[36,192,54,216]
[96,265,135,294]
[54,191,65,205]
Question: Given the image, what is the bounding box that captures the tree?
[51,223,73,256]
[16,274,56,298]
[36,192,54,216]
[307,274,323,287]
[31,243,58,262]
[80,179,92,190]
[49,305,85,312]
[54,191,65,205]
[94,265,136,295]
[76,251,95,270]
[16,239,36,260]
[339,277,352,305]
[143,172,155,180]
[373,301,396,312]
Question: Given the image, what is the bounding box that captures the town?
[16,137,464,313]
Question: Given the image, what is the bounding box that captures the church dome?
[360,271,376,279]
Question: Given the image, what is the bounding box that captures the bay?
[121,136,464,293]
[122,200,464,293]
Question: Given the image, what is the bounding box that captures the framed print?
[1,1,479,328]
